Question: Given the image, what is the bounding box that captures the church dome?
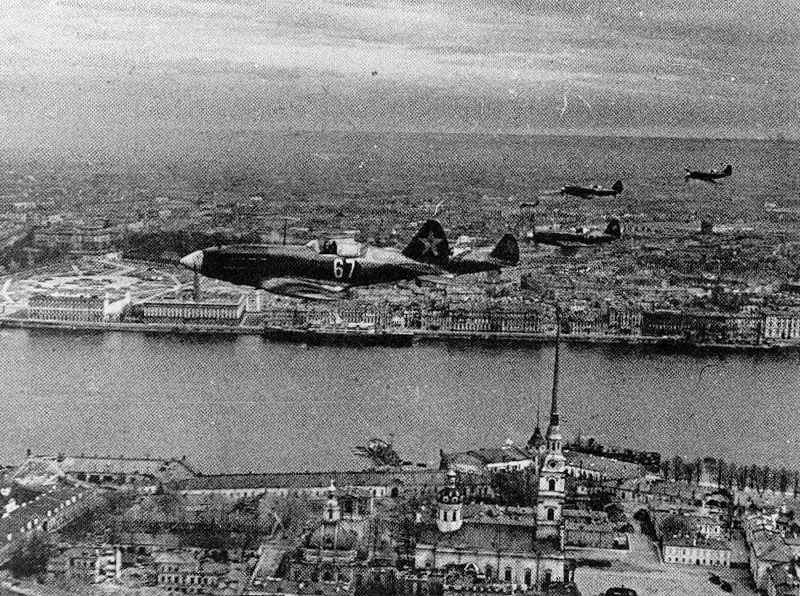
[307,525,358,551]
[438,469,463,504]
[528,426,545,450]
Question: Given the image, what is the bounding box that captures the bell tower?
[436,469,464,533]
[323,481,341,523]
[537,311,566,539]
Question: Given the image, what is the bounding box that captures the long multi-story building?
[139,295,246,326]
[662,536,731,567]
[763,311,800,341]
[176,469,444,502]
[0,485,104,550]
[27,293,130,322]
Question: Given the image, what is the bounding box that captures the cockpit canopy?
[305,238,366,258]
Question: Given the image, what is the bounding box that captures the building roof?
[416,521,562,556]
[443,446,534,471]
[153,551,198,566]
[564,451,641,480]
[40,454,197,478]
[767,563,800,595]
[752,536,793,563]
[0,485,95,537]
[179,469,443,492]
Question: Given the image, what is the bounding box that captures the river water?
[0,328,798,474]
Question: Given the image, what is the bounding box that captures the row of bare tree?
[659,455,800,495]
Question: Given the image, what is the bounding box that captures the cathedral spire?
[550,318,560,426]
[537,305,566,539]
[548,306,561,430]
[546,306,563,454]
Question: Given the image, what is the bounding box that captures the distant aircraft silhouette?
[561,180,623,199]
[528,219,622,250]
[685,164,732,183]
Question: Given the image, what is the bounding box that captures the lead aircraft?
[180,220,519,300]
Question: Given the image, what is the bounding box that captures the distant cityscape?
[2,137,800,596]
[3,156,800,347]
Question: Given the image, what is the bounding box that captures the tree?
[490,469,536,507]
[8,531,52,578]
[259,494,313,538]
[778,468,790,494]
[354,576,396,596]
[738,466,749,491]
[715,458,726,487]
[672,456,685,482]
[660,459,672,481]
[726,462,738,490]
[748,464,760,491]
[659,515,693,539]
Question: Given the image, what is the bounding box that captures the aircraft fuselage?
[182,243,441,289]
[561,186,617,198]
[532,231,616,246]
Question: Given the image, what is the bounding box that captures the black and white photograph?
[0,1,799,594]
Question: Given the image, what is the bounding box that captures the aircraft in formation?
[527,218,622,250]
[684,164,732,183]
[560,180,624,199]
[181,159,733,299]
[180,220,519,300]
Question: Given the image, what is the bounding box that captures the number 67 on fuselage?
[179,220,519,300]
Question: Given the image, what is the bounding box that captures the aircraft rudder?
[490,233,520,264]
[612,180,623,194]
[605,218,622,238]
[402,219,449,265]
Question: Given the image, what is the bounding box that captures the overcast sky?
[1,0,798,152]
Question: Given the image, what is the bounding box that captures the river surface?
[0,328,798,474]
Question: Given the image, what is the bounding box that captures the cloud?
[0,0,797,152]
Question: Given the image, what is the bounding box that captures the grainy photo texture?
[0,1,799,595]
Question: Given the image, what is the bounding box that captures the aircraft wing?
[260,278,349,301]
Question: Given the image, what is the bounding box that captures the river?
[0,328,798,474]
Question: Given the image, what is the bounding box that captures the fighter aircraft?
[560,180,623,199]
[684,164,732,183]
[528,218,622,249]
[440,233,519,275]
[179,220,451,300]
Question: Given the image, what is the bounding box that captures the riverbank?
[2,316,800,352]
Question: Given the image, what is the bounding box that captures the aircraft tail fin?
[612,180,623,194]
[489,233,519,264]
[723,164,732,176]
[605,218,622,239]
[402,219,449,265]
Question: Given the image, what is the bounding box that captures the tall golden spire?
[549,306,561,429]
[544,305,563,457]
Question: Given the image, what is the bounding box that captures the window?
[504,567,512,582]
[547,508,555,521]
[485,565,493,578]
[524,569,532,586]
[548,478,556,491]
